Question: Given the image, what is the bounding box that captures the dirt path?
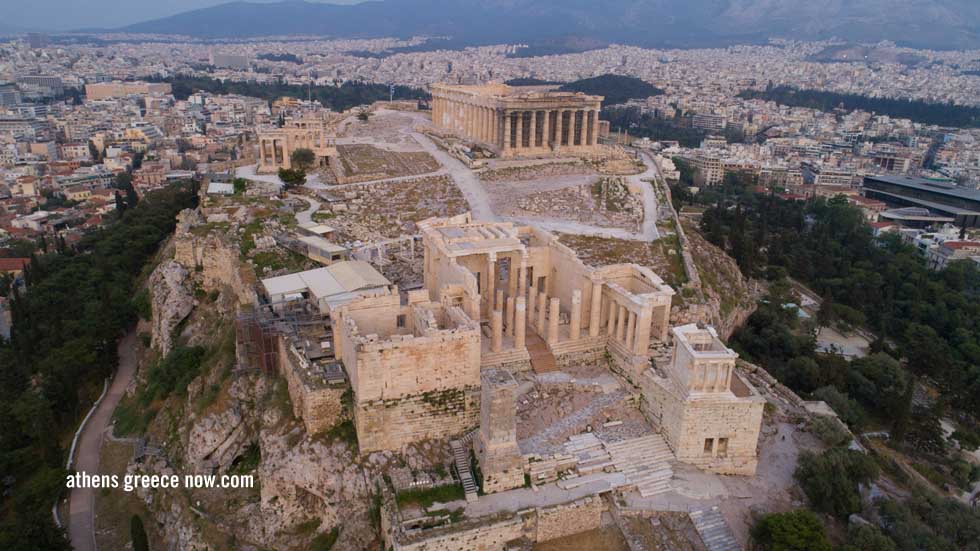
[68,331,139,551]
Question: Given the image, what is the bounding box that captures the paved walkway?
[289,193,321,226]
[68,331,139,551]
[406,129,498,222]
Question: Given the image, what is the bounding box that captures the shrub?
[812,386,865,429]
[795,448,879,519]
[809,416,852,447]
[751,510,832,551]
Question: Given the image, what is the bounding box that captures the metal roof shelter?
[261,260,392,312]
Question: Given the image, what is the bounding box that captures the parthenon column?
[591,109,600,146]
[503,111,512,152]
[515,297,526,349]
[555,109,564,147]
[570,290,582,340]
[529,110,537,149]
[515,111,524,151]
[589,281,602,337]
[541,109,550,149]
[576,110,585,146]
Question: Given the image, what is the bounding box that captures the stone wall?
[173,209,257,306]
[640,372,764,476]
[278,336,346,435]
[385,495,605,551]
[531,496,605,542]
[355,387,480,453]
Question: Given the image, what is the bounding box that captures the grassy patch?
[395,484,465,509]
[323,420,358,452]
[311,527,339,551]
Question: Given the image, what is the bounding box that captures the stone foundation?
[355,387,480,453]
[278,336,346,435]
[384,493,606,551]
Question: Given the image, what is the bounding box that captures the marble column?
[529,110,537,149]
[515,111,524,151]
[633,311,652,355]
[492,309,503,353]
[517,258,527,295]
[555,109,564,147]
[503,110,512,151]
[616,305,627,342]
[625,312,637,351]
[570,289,582,341]
[548,297,560,344]
[589,282,602,337]
[606,300,617,336]
[496,289,505,312]
[541,111,551,147]
[506,296,515,337]
[486,255,496,316]
[527,282,537,324]
[515,297,526,349]
[576,110,586,146]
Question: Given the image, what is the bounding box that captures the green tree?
[795,448,878,519]
[278,168,306,190]
[838,524,896,551]
[751,510,833,551]
[290,148,316,172]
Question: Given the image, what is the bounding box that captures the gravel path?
[69,332,139,551]
[518,389,628,455]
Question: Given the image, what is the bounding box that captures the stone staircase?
[603,434,674,497]
[525,330,557,373]
[563,432,614,475]
[690,507,741,551]
[450,436,479,502]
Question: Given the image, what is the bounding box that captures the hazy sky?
[1,0,364,31]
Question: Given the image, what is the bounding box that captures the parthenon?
[430,82,603,158]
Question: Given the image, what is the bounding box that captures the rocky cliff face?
[149,260,195,356]
[173,208,258,306]
[129,206,406,550]
[671,220,764,340]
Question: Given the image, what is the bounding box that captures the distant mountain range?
[118,0,980,50]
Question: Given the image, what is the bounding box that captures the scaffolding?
[235,296,331,373]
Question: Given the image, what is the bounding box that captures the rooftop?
[262,260,390,309]
[864,175,980,202]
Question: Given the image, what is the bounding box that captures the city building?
[84,81,172,100]
[863,175,980,227]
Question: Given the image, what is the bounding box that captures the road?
[68,331,140,551]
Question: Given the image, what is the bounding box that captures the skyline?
[0,0,365,32]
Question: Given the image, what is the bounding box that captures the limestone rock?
[149,260,195,355]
